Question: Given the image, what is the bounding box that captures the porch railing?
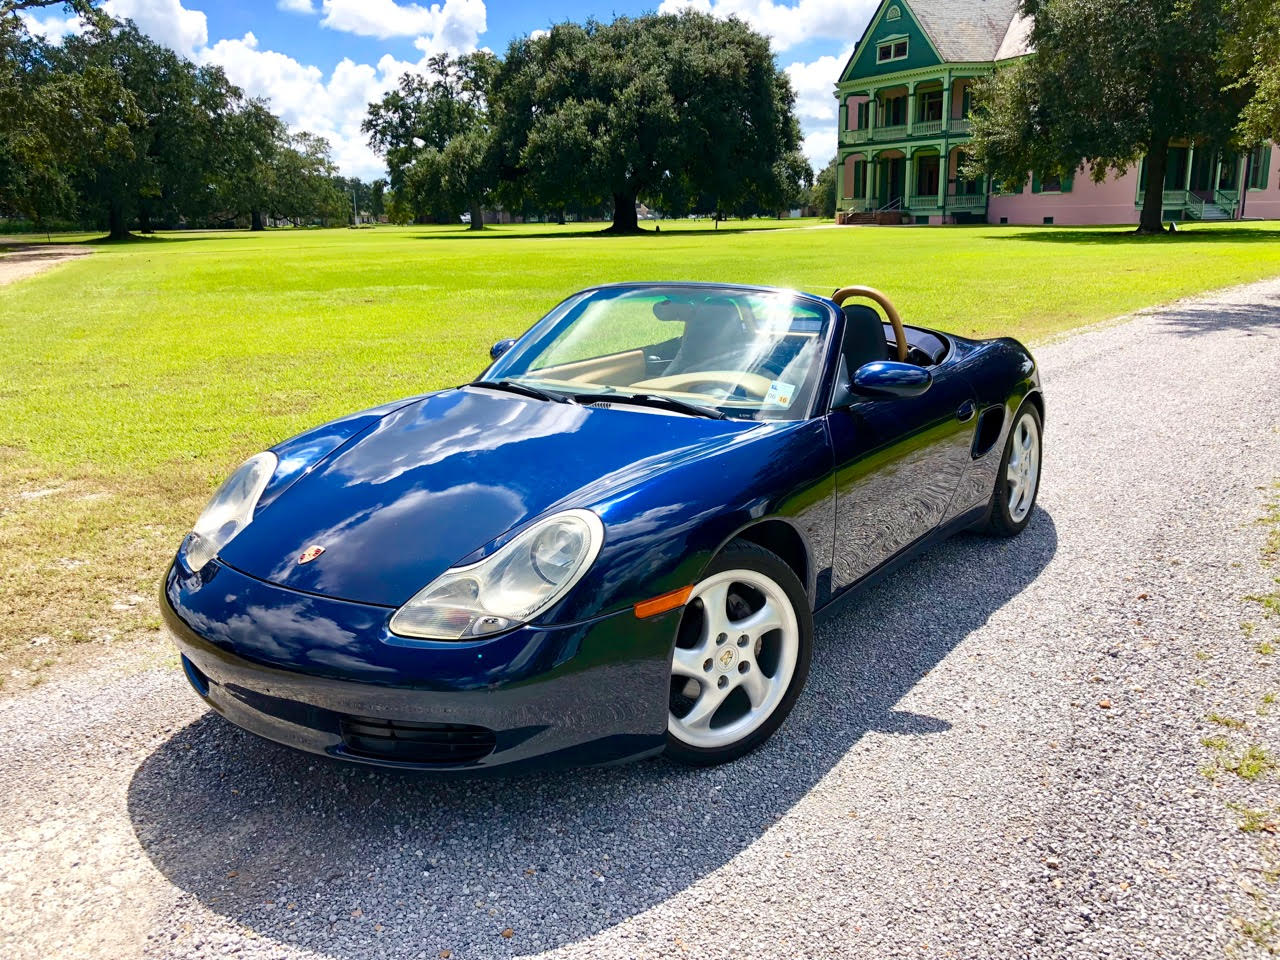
[1215,189,1239,209]
[908,194,940,209]
[841,128,871,145]
[950,117,973,135]
[873,124,908,141]
[1161,189,1189,207]
[912,119,944,137]
[947,193,988,208]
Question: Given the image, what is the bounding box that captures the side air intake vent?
[973,406,1006,459]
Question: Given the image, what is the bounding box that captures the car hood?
[217,388,758,606]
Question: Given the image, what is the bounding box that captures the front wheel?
[666,540,812,766]
[986,402,1042,537]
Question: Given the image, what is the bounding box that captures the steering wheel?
[831,285,909,362]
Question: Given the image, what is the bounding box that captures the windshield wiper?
[598,393,728,420]
[465,379,574,404]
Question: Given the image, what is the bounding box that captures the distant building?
[833,0,1280,225]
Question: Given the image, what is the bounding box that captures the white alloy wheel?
[1005,411,1041,523]
[668,568,800,749]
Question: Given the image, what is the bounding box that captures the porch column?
[1213,152,1222,196]
[866,88,878,141]
[1183,144,1194,192]
[839,101,847,133]
[907,82,917,136]
[868,151,878,208]
[937,148,948,207]
[941,77,952,133]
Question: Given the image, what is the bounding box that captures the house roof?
[906,0,1026,62]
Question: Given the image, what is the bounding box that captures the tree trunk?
[1137,137,1170,235]
[107,198,129,241]
[468,201,485,230]
[604,192,640,233]
[250,210,265,231]
[556,208,566,225]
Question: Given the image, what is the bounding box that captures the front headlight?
[389,509,604,641]
[182,452,277,572]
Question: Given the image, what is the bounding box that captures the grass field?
[3,218,1280,687]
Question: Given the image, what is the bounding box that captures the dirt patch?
[0,243,92,286]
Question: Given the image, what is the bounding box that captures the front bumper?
[161,559,678,774]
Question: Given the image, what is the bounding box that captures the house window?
[882,95,907,126]
[877,38,908,62]
[886,4,901,20]
[921,91,942,122]
[853,160,867,198]
[1040,174,1063,192]
[1247,145,1271,190]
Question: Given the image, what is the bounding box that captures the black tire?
[986,401,1042,538]
[665,539,813,766]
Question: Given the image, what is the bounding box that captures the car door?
[825,366,977,592]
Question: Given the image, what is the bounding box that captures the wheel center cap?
[717,647,737,671]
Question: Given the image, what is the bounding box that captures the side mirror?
[490,338,517,361]
[848,360,932,400]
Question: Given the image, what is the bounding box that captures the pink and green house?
[834,0,1280,225]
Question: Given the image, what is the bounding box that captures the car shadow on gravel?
[127,510,1057,958]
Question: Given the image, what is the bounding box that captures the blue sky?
[23,0,880,179]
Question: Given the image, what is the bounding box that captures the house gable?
[840,0,943,83]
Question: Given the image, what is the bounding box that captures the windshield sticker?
[764,379,797,407]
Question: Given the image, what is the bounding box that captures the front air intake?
[338,715,496,765]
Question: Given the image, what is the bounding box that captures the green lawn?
[3,218,1280,685]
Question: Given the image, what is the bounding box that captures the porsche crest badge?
[297,544,326,564]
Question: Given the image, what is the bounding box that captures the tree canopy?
[491,13,805,232]
[965,0,1261,233]
[365,52,498,230]
[1223,0,1280,144]
[365,12,808,232]
[0,2,373,236]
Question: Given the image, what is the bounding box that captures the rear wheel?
[986,403,1042,537]
[666,541,812,766]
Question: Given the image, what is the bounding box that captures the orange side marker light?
[633,585,693,619]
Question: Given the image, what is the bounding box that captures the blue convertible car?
[163,282,1042,772]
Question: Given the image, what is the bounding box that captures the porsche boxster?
[162,282,1043,772]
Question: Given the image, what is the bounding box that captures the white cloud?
[198,32,396,179]
[528,28,549,40]
[20,0,488,180]
[318,0,485,50]
[17,11,86,40]
[785,46,850,167]
[657,0,875,52]
[103,0,208,58]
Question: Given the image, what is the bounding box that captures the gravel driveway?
[4,277,1280,960]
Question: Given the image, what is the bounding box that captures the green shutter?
[1061,170,1074,193]
[1031,172,1041,193]
[1258,146,1272,190]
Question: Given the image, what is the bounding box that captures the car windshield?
[482,285,834,420]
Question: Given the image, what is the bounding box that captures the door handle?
[956,400,976,423]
